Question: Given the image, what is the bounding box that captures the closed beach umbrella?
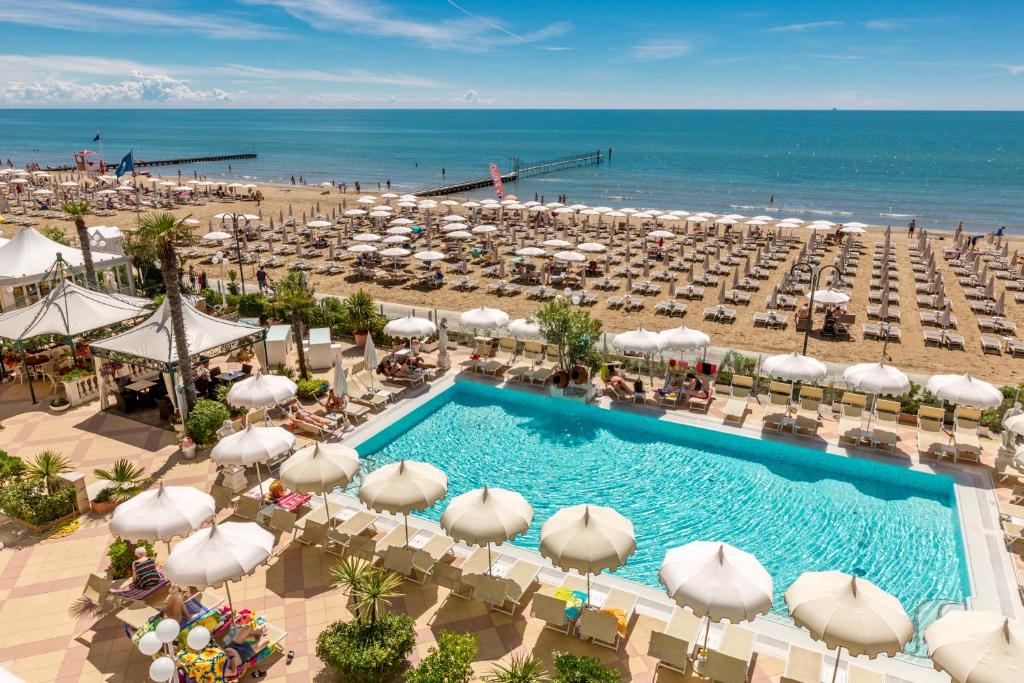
[658,325,710,351]
[384,314,437,339]
[763,352,827,381]
[540,504,636,605]
[785,571,913,683]
[360,460,447,545]
[441,486,533,574]
[364,333,378,389]
[226,370,297,410]
[507,318,541,338]
[459,305,509,330]
[926,373,1003,408]
[110,483,215,542]
[925,610,1024,683]
[333,349,348,397]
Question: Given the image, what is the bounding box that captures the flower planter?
[90,500,118,515]
[353,331,369,348]
[50,402,71,413]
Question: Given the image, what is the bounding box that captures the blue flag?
[92,131,101,142]
[114,150,133,178]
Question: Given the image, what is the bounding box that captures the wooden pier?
[416,149,603,197]
[42,152,257,172]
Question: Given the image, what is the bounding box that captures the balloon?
[155,618,180,644]
[186,625,211,651]
[138,631,162,656]
[149,656,175,682]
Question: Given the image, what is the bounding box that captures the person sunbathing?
[684,372,708,401]
[130,547,164,590]
[607,369,628,392]
[322,389,345,412]
[286,403,334,428]
[222,617,270,677]
[162,590,201,627]
[656,374,683,397]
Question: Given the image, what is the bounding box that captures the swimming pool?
[356,380,969,640]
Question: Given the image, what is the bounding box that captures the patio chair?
[354,369,405,399]
[579,587,638,650]
[722,375,752,424]
[705,623,756,683]
[529,347,560,385]
[210,483,235,512]
[432,548,487,599]
[916,406,949,460]
[868,399,901,454]
[837,393,867,445]
[530,584,576,634]
[268,507,298,538]
[473,574,513,614]
[382,546,423,584]
[953,406,982,463]
[762,382,793,430]
[232,495,262,522]
[296,519,328,548]
[501,560,541,613]
[647,607,701,674]
[794,386,823,436]
[781,645,823,683]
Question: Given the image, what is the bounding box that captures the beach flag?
[92,131,101,142]
[489,162,504,198]
[114,150,134,178]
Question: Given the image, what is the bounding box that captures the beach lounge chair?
[382,546,423,583]
[507,340,539,382]
[794,386,823,436]
[296,519,328,548]
[210,483,235,512]
[530,574,589,632]
[354,369,406,399]
[579,587,638,650]
[705,623,756,683]
[500,560,542,614]
[647,607,701,674]
[529,347,560,385]
[722,375,753,424]
[431,548,484,599]
[847,665,884,683]
[916,405,949,460]
[484,337,517,375]
[232,495,262,522]
[837,392,867,445]
[348,374,391,412]
[762,382,793,430]
[868,399,901,454]
[687,376,715,413]
[268,507,298,538]
[953,406,982,463]
[781,645,823,683]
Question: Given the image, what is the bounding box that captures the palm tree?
[484,654,551,683]
[273,271,316,379]
[25,450,71,495]
[127,212,198,408]
[62,201,96,287]
[93,459,147,502]
[354,567,403,625]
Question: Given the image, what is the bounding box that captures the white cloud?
[453,89,493,104]
[1007,65,1024,75]
[631,40,693,62]
[864,19,906,31]
[243,0,571,51]
[213,64,444,88]
[3,72,231,105]
[764,20,843,33]
[0,1,278,40]
[0,55,167,79]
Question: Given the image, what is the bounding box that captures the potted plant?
[90,486,118,514]
[341,290,378,348]
[49,397,71,412]
[93,459,147,508]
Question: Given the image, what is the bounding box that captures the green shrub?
[716,350,758,387]
[185,398,231,445]
[316,612,416,682]
[58,367,90,382]
[982,384,1024,433]
[107,537,155,580]
[237,293,269,318]
[40,225,70,246]
[484,654,551,683]
[201,288,223,309]
[405,630,477,683]
[273,364,297,381]
[0,481,77,526]
[296,378,327,400]
[552,652,621,683]
[93,486,116,503]
[0,451,25,488]
[50,397,70,408]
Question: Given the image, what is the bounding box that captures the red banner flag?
[488,162,504,199]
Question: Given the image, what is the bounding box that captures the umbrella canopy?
[359,460,447,515]
[925,610,1024,683]
[810,289,851,305]
[507,318,541,338]
[842,362,910,395]
[164,521,274,587]
[384,314,437,339]
[926,373,1003,408]
[110,483,215,542]
[441,486,533,546]
[280,442,360,495]
[785,571,913,658]
[414,250,444,262]
[763,352,827,381]
[459,306,509,330]
[659,541,773,622]
[611,328,666,354]
[210,424,295,466]
[658,325,710,351]
[225,370,297,409]
[539,504,636,575]
[0,281,149,341]
[516,247,546,257]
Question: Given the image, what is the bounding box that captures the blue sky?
[0,0,1021,108]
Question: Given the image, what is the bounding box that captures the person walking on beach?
[386,179,391,189]
[907,219,916,237]
[291,175,295,185]
[256,265,268,293]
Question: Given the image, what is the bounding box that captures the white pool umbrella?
[226,370,297,409]
[810,289,850,305]
[441,486,533,574]
[110,483,215,542]
[786,571,913,683]
[612,328,666,354]
[658,325,710,351]
[360,460,447,546]
[926,373,1003,408]
[763,352,827,381]
[540,504,636,605]
[843,362,910,396]
[507,318,541,338]
[384,314,437,339]
[211,424,295,496]
[925,610,1024,683]
[280,442,359,524]
[460,306,509,330]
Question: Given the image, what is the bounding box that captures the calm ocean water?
[1,109,1022,231]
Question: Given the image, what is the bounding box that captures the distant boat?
[831,107,838,111]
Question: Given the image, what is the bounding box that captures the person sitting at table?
[285,401,335,429]
[322,388,346,412]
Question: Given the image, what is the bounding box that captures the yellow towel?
[602,607,628,636]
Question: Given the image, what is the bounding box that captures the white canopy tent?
[0,281,149,341]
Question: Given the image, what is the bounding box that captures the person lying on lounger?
[162,590,202,627]
[607,369,629,392]
[286,402,335,428]
[684,372,708,401]
[222,615,270,678]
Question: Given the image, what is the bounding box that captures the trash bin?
[180,437,196,460]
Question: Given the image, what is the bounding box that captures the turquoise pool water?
[356,380,969,638]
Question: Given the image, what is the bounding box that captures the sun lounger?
[354,369,405,399]
[382,545,424,583]
[530,574,589,632]
[268,507,298,538]
[847,665,884,683]
[795,386,823,436]
[722,375,752,424]
[232,495,262,522]
[528,347,560,385]
[763,382,792,430]
[916,405,949,460]
[837,393,867,445]
[473,574,518,614]
[210,483,234,512]
[953,406,982,462]
[431,548,486,599]
[579,587,638,649]
[705,623,756,683]
[780,644,823,683]
[296,519,328,547]
[688,378,715,413]
[868,399,901,453]
[648,607,701,674]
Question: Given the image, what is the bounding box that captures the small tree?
[484,653,551,683]
[273,271,316,379]
[62,201,97,287]
[405,630,478,683]
[93,459,147,503]
[534,299,602,372]
[25,450,71,495]
[341,289,378,334]
[40,225,71,246]
[329,557,403,625]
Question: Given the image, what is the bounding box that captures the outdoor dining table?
[216,370,245,382]
[125,379,157,392]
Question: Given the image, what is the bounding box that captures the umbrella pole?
[323,492,331,527]
[224,582,235,626]
[585,573,591,608]
[830,646,843,683]
[255,462,264,498]
[404,514,410,548]
[486,543,492,576]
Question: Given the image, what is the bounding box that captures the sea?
[2,109,1022,231]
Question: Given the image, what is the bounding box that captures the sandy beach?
[8,178,1023,381]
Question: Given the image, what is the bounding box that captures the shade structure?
[459,306,509,330]
[762,352,827,381]
[507,318,541,338]
[554,250,585,263]
[785,571,913,683]
[659,541,773,623]
[280,442,360,495]
[540,504,636,595]
[225,370,297,409]
[383,314,437,339]
[210,424,295,466]
[658,325,710,351]
[810,289,851,305]
[0,227,124,285]
[441,486,533,575]
[202,231,231,242]
[611,328,666,354]
[0,280,149,341]
[515,247,546,257]
[925,610,1024,683]
[360,460,447,546]
[414,250,444,262]
[926,373,1003,408]
[578,242,607,253]
[842,362,910,395]
[109,483,215,542]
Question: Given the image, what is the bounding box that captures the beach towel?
[176,646,228,683]
[552,587,588,621]
[601,607,628,637]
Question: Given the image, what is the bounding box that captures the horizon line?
[2,106,1024,113]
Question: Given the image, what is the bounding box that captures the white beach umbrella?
[280,442,360,497]
[382,235,409,245]
[460,306,509,330]
[554,250,585,263]
[786,571,913,683]
[307,220,332,228]
[389,217,414,226]
[226,370,297,409]
[368,210,391,218]
[110,483,215,542]
[806,223,834,231]
[648,229,675,239]
[543,238,571,248]
[840,226,867,235]
[441,486,533,574]
[360,460,448,546]
[611,328,666,354]
[658,325,710,351]
[578,242,607,253]
[925,610,1024,683]
[357,196,377,204]
[380,247,411,258]
[344,209,367,217]
[507,318,541,338]
[442,214,466,222]
[925,373,1003,408]
[809,289,851,305]
[211,424,295,496]
[347,243,377,253]
[762,352,827,381]
[842,362,910,396]
[515,247,546,257]
[414,250,444,262]
[384,314,437,339]
[352,232,381,242]
[471,224,497,234]
[202,232,231,242]
[386,227,413,236]
[445,230,472,240]
[659,541,773,622]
